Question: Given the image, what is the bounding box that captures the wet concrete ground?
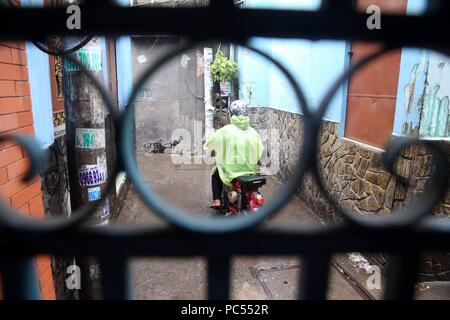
[116,153,450,300]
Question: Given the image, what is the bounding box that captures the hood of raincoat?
[231,115,250,130]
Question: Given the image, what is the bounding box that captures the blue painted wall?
[23,0,54,148]
[116,0,133,112]
[392,49,428,136]
[392,0,427,136]
[72,35,131,112]
[393,0,449,138]
[237,0,348,123]
[242,0,321,10]
[116,36,133,111]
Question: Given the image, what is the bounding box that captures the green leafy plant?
[210,50,238,82]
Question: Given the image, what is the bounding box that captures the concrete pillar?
[63,35,111,299]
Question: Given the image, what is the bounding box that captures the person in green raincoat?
[203,100,264,209]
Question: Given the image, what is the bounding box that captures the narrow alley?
[0,0,449,303]
[117,153,363,300]
[116,153,450,300]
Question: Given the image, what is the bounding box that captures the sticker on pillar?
[220,82,230,96]
[137,89,152,99]
[92,98,106,125]
[96,155,108,177]
[87,186,101,201]
[75,128,105,149]
[101,199,110,219]
[65,41,102,72]
[89,264,102,279]
[79,165,107,187]
[92,220,109,228]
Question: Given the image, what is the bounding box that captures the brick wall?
[0,41,55,300]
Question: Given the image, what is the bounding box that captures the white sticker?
[101,199,110,218]
[79,165,106,187]
[87,186,101,201]
[181,54,190,68]
[75,128,105,149]
[92,220,109,228]
[137,54,147,64]
[65,42,102,72]
[204,47,214,139]
[220,82,230,96]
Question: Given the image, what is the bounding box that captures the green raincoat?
[203,115,264,186]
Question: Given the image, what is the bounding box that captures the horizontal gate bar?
[1,222,449,257]
[0,7,449,50]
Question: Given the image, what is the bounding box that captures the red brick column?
[0,41,56,300]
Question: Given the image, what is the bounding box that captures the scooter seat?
[237,175,266,189]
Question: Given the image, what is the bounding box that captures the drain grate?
[255,264,368,300]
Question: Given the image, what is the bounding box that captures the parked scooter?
[221,175,266,216]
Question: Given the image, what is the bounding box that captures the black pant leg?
[211,169,223,200]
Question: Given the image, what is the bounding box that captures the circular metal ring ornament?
[5,0,93,56]
[0,54,119,234]
[312,45,449,229]
[31,37,95,57]
[120,39,312,234]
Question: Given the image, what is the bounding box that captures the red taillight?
[255,194,264,206]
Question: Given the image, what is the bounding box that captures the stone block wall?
[249,106,450,281]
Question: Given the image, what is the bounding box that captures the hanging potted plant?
[210,49,238,97]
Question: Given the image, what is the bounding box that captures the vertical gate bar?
[100,257,131,300]
[383,252,419,300]
[320,0,354,11]
[298,253,330,300]
[0,257,40,300]
[207,256,230,300]
[77,257,102,300]
[210,0,235,8]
